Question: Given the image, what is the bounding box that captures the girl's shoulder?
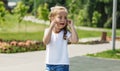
[44,28,50,35]
[45,28,49,30]
[44,28,49,32]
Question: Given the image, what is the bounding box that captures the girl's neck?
[53,27,61,33]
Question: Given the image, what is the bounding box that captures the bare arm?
[68,20,79,43]
[43,27,52,45]
[43,20,56,45]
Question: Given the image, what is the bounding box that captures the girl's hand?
[67,19,74,28]
[50,19,57,29]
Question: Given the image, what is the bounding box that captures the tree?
[45,0,66,10]
[12,1,29,32]
[0,1,6,28]
[13,1,29,23]
[22,0,34,13]
[37,3,49,21]
[66,0,120,28]
[92,11,101,27]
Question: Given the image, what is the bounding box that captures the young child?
[43,6,78,71]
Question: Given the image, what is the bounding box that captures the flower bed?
[0,39,45,53]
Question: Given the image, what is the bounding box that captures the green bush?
[76,9,90,26]
[92,11,101,27]
[37,3,49,21]
[0,1,7,27]
[12,1,29,23]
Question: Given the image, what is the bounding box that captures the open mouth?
[60,23,64,25]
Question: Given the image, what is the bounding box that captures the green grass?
[1,14,47,32]
[77,28,120,39]
[0,32,44,41]
[87,49,120,59]
[77,29,101,38]
[0,14,47,41]
[77,29,111,38]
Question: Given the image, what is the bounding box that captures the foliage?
[0,1,6,27]
[22,0,34,13]
[45,0,66,9]
[67,0,85,18]
[76,9,90,26]
[92,11,101,27]
[12,1,29,23]
[37,3,49,20]
[66,0,120,28]
[104,17,112,28]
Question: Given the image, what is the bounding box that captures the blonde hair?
[48,6,68,20]
[49,6,68,40]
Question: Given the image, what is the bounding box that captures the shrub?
[0,40,45,53]
[76,9,90,26]
[0,1,7,28]
[92,11,101,27]
[12,1,29,23]
[37,3,49,21]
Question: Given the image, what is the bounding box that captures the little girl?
[43,6,78,71]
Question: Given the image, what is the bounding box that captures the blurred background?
[0,0,120,53]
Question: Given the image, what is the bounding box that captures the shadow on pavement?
[70,56,120,71]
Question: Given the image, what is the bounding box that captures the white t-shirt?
[44,29,71,65]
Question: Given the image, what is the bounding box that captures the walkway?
[71,56,120,71]
[0,41,120,71]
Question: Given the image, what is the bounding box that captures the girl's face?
[54,10,67,30]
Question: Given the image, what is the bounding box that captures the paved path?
[70,56,120,71]
[0,41,120,71]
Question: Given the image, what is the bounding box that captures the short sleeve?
[66,31,71,40]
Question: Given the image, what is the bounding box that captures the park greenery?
[0,1,7,29]
[66,0,120,28]
[87,49,120,59]
[1,0,120,28]
[0,0,120,53]
[28,0,119,28]
[12,1,29,23]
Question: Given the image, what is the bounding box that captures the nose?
[61,18,66,22]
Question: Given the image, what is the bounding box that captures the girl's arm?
[43,20,56,45]
[68,20,79,43]
[43,27,53,45]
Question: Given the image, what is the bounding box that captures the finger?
[68,20,71,24]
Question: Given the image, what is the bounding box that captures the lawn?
[0,14,48,41]
[77,28,120,38]
[87,49,120,59]
[0,32,44,41]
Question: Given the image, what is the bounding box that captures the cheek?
[65,20,67,24]
[55,18,60,22]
